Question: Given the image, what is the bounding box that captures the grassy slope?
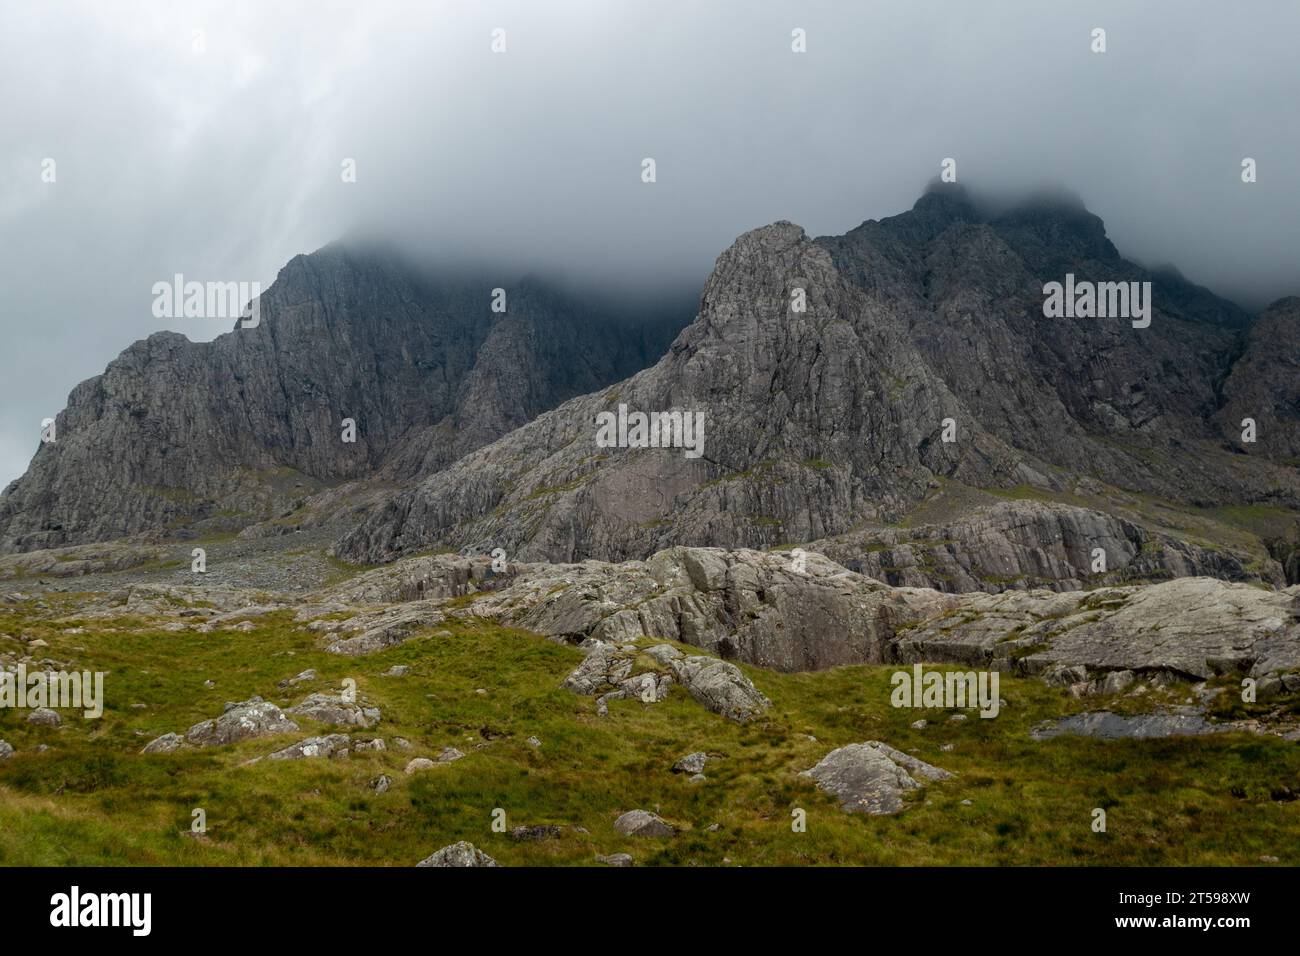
[1,600,1298,866]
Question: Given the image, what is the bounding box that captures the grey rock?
[371,774,391,794]
[26,707,62,727]
[1031,710,1225,740]
[672,752,710,774]
[613,810,675,837]
[0,740,12,759]
[802,741,954,815]
[140,733,184,754]
[404,758,436,773]
[267,734,351,760]
[668,656,770,723]
[277,668,317,688]
[597,853,634,867]
[185,698,299,746]
[286,692,381,728]
[416,842,499,868]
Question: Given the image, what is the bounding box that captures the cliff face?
[335,187,1300,565]
[6,186,1298,592]
[0,244,688,552]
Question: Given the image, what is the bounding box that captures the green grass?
[1,601,1298,866]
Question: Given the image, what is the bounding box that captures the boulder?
[286,692,381,728]
[185,697,299,746]
[416,842,499,867]
[802,741,953,815]
[140,733,184,754]
[613,810,675,837]
[267,734,351,760]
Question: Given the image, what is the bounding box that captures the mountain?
[5,185,1297,591]
[335,185,1300,567]
[0,244,690,553]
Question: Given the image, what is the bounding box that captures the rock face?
[1213,296,1300,463]
[185,697,299,746]
[812,500,1275,593]
[415,842,499,867]
[304,546,1300,685]
[802,741,953,815]
[0,245,688,553]
[337,186,1300,568]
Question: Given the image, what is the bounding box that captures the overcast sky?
[1,0,1297,486]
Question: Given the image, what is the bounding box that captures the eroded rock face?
[185,697,299,746]
[813,500,1277,593]
[894,575,1300,680]
[415,842,499,867]
[305,546,1300,685]
[802,741,953,815]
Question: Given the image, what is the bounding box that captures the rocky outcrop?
[556,638,767,722]
[813,500,1275,593]
[0,246,687,553]
[184,697,299,746]
[802,741,953,815]
[285,692,381,728]
[304,547,1300,685]
[267,734,351,760]
[0,542,172,580]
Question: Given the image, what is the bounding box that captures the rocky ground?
[1,538,1297,866]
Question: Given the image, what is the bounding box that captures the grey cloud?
[1,0,1297,484]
